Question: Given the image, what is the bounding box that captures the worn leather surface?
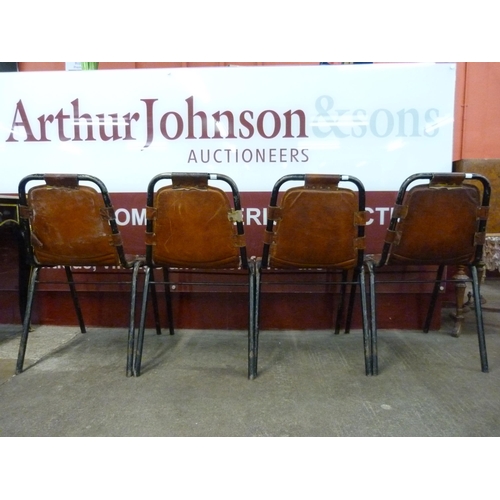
[26,185,121,266]
[150,185,242,268]
[268,187,363,269]
[387,183,482,265]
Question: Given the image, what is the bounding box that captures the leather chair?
[365,172,491,375]
[133,172,255,378]
[16,173,143,376]
[252,174,371,378]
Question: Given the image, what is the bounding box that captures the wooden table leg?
[450,265,469,337]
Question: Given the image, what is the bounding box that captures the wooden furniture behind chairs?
[253,174,371,378]
[16,174,143,376]
[483,234,500,273]
[454,160,500,233]
[366,172,490,375]
[0,195,30,322]
[453,159,500,332]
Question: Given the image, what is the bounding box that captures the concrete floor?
[1,280,500,437]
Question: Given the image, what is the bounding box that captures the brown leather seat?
[16,173,142,376]
[366,172,491,375]
[253,173,371,378]
[134,172,254,378]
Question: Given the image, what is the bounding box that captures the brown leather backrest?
[26,184,122,266]
[148,184,243,269]
[267,187,364,269]
[386,182,483,265]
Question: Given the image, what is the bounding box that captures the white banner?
[0,63,456,193]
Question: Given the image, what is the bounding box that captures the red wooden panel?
[461,62,500,158]
[98,62,135,69]
[135,62,188,68]
[18,62,65,71]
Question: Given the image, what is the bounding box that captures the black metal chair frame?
[16,173,142,376]
[133,172,256,378]
[252,174,371,379]
[365,172,491,375]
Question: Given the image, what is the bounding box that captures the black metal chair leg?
[126,260,141,377]
[366,260,378,375]
[423,264,445,333]
[16,267,39,374]
[248,259,256,380]
[64,266,86,333]
[134,266,151,377]
[471,264,488,373]
[252,260,262,379]
[359,267,371,376]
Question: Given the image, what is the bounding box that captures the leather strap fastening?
[145,231,155,245]
[233,234,246,248]
[100,207,115,221]
[354,211,368,226]
[392,204,408,219]
[44,174,79,188]
[263,230,274,245]
[172,173,208,190]
[110,233,123,247]
[146,206,157,220]
[267,206,282,221]
[385,229,401,245]
[430,174,465,188]
[304,174,341,189]
[354,236,366,250]
[18,204,31,220]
